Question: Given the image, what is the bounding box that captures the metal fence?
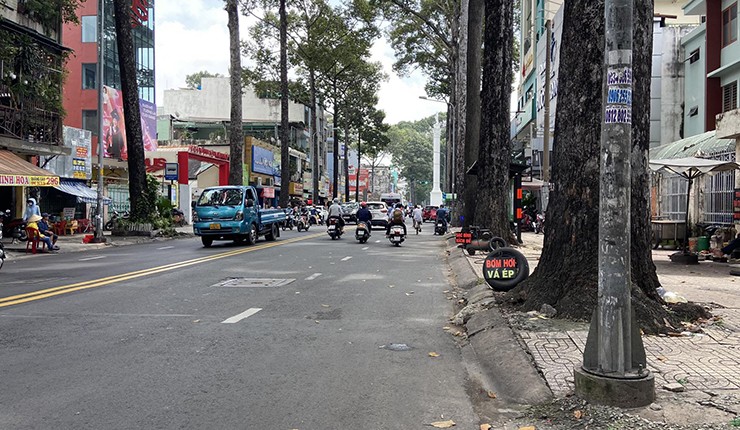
[107,184,131,214]
[660,174,687,221]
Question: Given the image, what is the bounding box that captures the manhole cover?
[212,278,295,288]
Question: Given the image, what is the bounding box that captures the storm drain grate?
[212,278,296,288]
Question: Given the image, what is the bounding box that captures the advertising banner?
[102,85,127,159]
[0,175,60,186]
[252,146,279,176]
[139,98,158,152]
[45,126,92,180]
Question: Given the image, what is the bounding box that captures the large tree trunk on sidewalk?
[310,70,319,204]
[112,0,149,221]
[505,0,681,334]
[474,0,513,238]
[279,0,290,208]
[461,0,483,229]
[226,0,244,186]
[452,0,468,227]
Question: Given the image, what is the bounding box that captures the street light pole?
[94,0,106,243]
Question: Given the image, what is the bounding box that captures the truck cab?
[193,186,286,247]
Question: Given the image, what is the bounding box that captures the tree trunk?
[332,79,339,200]
[279,0,290,208]
[475,0,512,237]
[356,135,361,202]
[453,0,468,227]
[461,0,483,229]
[226,0,244,186]
[507,0,682,334]
[112,0,149,221]
[310,69,319,204]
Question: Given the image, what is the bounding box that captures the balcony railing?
[0,87,62,146]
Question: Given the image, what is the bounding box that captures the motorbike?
[326,217,343,240]
[434,218,447,235]
[171,208,186,227]
[2,210,27,243]
[104,209,129,230]
[388,225,406,246]
[413,219,422,235]
[0,212,7,271]
[296,214,309,232]
[282,213,295,231]
[355,221,371,243]
[534,212,545,234]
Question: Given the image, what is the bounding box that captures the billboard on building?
[44,127,93,179]
[252,145,279,176]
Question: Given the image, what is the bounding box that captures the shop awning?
[0,150,60,186]
[55,179,112,204]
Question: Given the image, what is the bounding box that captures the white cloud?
[155,0,441,125]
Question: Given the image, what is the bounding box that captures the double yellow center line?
[0,233,323,308]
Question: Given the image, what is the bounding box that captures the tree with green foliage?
[226,0,244,186]
[185,71,223,89]
[386,117,439,204]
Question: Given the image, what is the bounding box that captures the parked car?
[341,202,359,224]
[422,205,438,222]
[366,201,389,229]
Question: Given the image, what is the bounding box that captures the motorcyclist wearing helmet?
[356,201,373,235]
[326,198,345,232]
[386,203,407,236]
[435,203,450,232]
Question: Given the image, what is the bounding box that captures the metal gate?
[107,184,130,214]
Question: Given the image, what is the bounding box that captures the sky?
[154,0,447,125]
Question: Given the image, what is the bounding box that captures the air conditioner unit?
[266,177,274,186]
[257,177,263,186]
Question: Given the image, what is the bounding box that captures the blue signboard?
[252,146,278,176]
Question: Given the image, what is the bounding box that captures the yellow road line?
[0,233,323,308]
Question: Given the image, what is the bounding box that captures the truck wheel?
[201,237,213,248]
[266,224,278,241]
[245,223,258,245]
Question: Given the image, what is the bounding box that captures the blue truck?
[193,185,286,248]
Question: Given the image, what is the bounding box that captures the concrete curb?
[446,236,553,405]
[445,235,480,290]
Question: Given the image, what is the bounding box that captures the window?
[660,175,688,221]
[81,16,97,43]
[688,48,700,64]
[82,64,96,89]
[702,151,736,225]
[82,110,98,135]
[723,3,738,47]
[723,81,738,113]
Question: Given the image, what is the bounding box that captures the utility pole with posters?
[574,0,655,407]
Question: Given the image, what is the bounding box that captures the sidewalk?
[1,226,193,261]
[454,231,740,428]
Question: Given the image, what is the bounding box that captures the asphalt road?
[0,222,481,429]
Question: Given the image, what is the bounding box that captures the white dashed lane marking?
[221,308,262,324]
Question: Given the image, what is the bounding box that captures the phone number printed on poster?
[605,66,633,125]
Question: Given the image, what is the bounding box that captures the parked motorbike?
[105,209,130,230]
[0,212,7,271]
[388,225,406,246]
[434,218,447,235]
[171,208,186,227]
[534,212,545,234]
[326,217,343,240]
[296,214,309,232]
[2,210,27,243]
[355,221,371,243]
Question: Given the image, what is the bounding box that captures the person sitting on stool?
[37,213,59,248]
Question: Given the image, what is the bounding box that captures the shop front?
[0,150,60,217]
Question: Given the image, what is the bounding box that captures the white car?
[365,201,389,229]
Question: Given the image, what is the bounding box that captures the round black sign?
[483,247,530,291]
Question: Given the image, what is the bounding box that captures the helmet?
[333,198,339,204]
[360,201,367,207]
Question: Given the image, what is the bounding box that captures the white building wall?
[161,77,307,123]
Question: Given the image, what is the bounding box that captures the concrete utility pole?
[430,113,443,206]
[93,0,106,243]
[575,0,654,407]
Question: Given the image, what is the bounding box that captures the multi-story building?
[160,77,330,203]
[0,0,71,215]
[61,0,155,213]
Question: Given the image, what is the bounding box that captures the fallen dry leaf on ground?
[518,426,536,430]
[480,425,492,430]
[487,391,497,399]
[429,352,440,357]
[429,420,456,428]
[573,410,583,419]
